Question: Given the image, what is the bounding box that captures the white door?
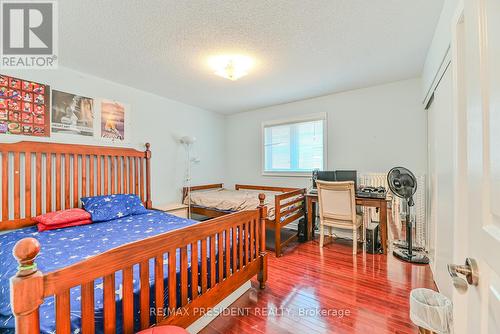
[452,0,500,332]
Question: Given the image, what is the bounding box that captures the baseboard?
[427,253,440,292]
[186,280,252,333]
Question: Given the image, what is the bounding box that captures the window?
[263,114,326,175]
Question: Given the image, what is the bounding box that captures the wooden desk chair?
[316,180,365,254]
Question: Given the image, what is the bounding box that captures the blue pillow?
[81,194,148,222]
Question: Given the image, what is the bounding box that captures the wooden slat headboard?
[0,141,152,231]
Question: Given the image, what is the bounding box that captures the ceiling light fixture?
[208,55,254,81]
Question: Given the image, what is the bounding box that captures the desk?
[305,193,390,254]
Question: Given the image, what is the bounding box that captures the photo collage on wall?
[0,74,50,136]
[0,73,130,142]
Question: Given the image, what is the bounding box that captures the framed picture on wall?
[51,90,94,136]
[0,74,50,137]
[100,99,129,142]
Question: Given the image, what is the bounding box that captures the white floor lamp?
[180,136,196,219]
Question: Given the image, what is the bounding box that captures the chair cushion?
[137,326,189,334]
[321,214,364,229]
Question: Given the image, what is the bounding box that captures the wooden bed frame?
[1,141,268,334]
[183,183,305,257]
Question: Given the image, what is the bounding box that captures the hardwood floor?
[199,238,436,334]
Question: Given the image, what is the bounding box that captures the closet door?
[427,66,455,299]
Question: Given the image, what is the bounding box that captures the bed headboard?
[0,141,152,231]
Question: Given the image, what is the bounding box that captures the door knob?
[447,258,479,294]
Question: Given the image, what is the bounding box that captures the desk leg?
[307,198,313,241]
[380,202,388,255]
[312,203,316,239]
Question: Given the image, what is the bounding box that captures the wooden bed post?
[258,194,268,289]
[274,194,282,257]
[145,143,152,209]
[10,238,44,334]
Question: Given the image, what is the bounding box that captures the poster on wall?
[51,90,94,136]
[100,99,127,142]
[0,74,50,136]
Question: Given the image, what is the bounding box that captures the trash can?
[409,288,453,334]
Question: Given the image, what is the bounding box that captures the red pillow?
[37,219,92,232]
[33,208,92,230]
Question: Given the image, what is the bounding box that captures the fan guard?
[387,167,429,264]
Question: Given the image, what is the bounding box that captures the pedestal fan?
[387,167,429,264]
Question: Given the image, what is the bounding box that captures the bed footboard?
[271,188,306,257]
[274,188,306,226]
[10,199,268,334]
[236,185,305,257]
[184,184,306,257]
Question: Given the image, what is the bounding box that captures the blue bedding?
[0,210,214,334]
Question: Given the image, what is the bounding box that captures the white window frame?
[261,112,328,177]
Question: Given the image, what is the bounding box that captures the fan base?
[393,240,425,252]
[393,249,429,264]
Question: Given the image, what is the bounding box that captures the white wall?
[224,78,427,189]
[0,67,225,205]
[422,0,459,102]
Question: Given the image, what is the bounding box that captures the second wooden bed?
[183,183,305,257]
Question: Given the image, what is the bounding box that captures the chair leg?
[353,229,357,254]
[319,222,324,248]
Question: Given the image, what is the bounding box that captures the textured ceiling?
[59,0,444,114]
